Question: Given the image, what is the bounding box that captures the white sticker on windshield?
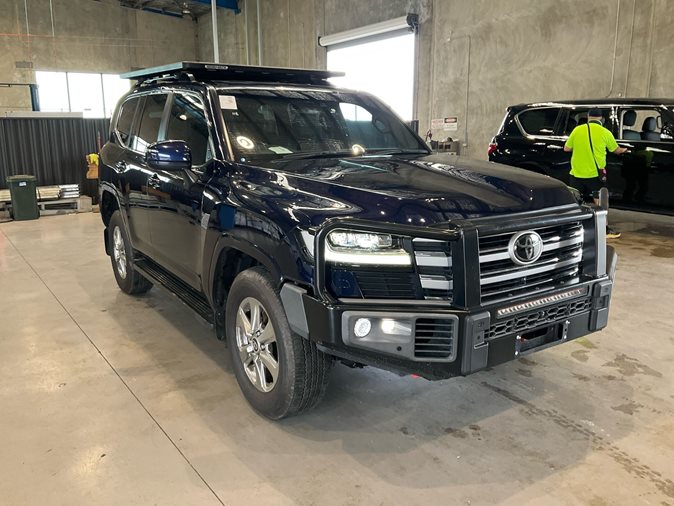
[219,95,238,110]
[268,146,293,154]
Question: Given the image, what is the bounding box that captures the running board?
[134,257,214,325]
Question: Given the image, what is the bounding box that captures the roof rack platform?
[121,61,344,85]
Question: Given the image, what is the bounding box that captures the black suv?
[489,99,674,214]
[99,62,616,419]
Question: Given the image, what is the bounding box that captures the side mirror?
[146,140,191,171]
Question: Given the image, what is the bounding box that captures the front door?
[146,91,214,289]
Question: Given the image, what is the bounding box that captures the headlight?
[300,229,412,266]
[328,231,393,249]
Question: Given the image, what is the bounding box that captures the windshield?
[218,88,428,162]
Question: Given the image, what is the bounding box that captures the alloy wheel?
[112,226,127,279]
[235,296,279,393]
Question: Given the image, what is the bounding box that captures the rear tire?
[108,210,152,295]
[225,266,332,419]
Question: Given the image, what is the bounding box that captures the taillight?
[488,142,497,156]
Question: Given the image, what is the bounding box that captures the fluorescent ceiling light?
[319,15,415,47]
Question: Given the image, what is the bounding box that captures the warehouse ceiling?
[119,0,239,20]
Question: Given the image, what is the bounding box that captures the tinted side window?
[518,108,560,136]
[165,93,210,166]
[115,97,139,146]
[562,107,613,136]
[131,94,167,152]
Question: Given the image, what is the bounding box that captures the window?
[115,97,140,146]
[131,94,167,152]
[517,108,561,136]
[219,89,426,162]
[562,107,612,136]
[34,72,69,112]
[327,31,415,121]
[166,94,211,166]
[618,108,669,142]
[35,71,130,118]
[67,72,105,118]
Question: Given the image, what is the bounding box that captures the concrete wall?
[198,0,673,159]
[427,0,672,157]
[2,0,671,159]
[0,0,198,112]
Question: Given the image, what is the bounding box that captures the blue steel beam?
[190,0,240,13]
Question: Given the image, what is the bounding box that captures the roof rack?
[121,61,344,86]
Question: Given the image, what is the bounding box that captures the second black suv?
[99,62,616,419]
[489,98,674,214]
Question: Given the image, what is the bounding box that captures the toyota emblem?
[508,231,543,265]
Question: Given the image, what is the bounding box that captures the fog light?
[353,318,372,338]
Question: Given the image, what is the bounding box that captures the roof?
[121,61,344,86]
[511,98,674,109]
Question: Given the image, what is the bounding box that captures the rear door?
[125,92,169,255]
[508,106,566,177]
[614,106,674,213]
[145,90,214,289]
[106,95,154,253]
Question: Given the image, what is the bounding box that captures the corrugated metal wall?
[0,118,109,198]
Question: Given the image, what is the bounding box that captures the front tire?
[225,267,332,419]
[108,210,152,295]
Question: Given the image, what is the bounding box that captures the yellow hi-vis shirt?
[564,121,619,178]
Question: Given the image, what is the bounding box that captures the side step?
[134,257,214,325]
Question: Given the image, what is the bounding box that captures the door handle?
[148,173,162,189]
[547,145,563,150]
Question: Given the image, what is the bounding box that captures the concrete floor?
[0,211,673,506]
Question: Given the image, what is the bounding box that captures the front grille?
[413,238,453,301]
[485,297,592,340]
[354,271,418,299]
[414,318,456,359]
[479,222,584,303]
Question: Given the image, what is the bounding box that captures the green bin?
[7,175,40,221]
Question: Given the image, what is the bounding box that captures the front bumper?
[281,245,617,381]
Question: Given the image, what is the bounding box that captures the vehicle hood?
[228,153,578,228]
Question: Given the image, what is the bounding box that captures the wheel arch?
[100,187,120,227]
[207,236,284,339]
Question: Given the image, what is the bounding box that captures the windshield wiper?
[366,148,430,156]
[272,150,355,161]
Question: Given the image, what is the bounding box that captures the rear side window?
[618,108,663,141]
[165,93,211,166]
[131,94,167,152]
[517,108,560,136]
[115,97,139,146]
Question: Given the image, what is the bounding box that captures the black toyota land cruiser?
[99,62,617,419]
